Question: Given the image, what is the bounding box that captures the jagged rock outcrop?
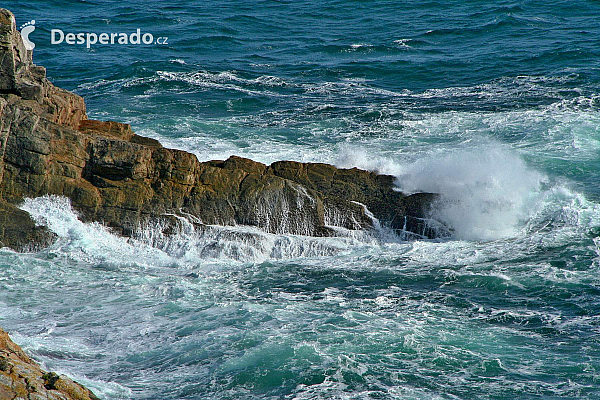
[0,7,438,251]
[0,328,99,400]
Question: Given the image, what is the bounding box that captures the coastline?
[0,7,438,252]
[1,3,598,399]
[0,7,439,398]
[0,328,99,400]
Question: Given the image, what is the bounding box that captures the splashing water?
[336,144,546,241]
[4,0,600,398]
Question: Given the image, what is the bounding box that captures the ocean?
[2,0,600,398]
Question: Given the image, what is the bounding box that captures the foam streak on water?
[7,173,600,399]
[3,0,600,398]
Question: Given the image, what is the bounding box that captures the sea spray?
[396,144,546,240]
[19,195,175,266]
[19,195,384,264]
[337,144,546,241]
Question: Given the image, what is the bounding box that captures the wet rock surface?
[0,7,438,251]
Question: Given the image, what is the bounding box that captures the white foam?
[8,331,132,399]
[349,43,373,50]
[20,195,175,267]
[337,143,548,241]
[19,196,388,264]
[396,144,546,240]
[67,375,132,400]
[393,38,413,48]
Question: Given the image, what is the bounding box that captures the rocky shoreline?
[0,7,438,251]
[0,7,439,397]
[0,328,99,400]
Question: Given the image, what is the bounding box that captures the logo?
[51,29,167,48]
[19,20,36,50]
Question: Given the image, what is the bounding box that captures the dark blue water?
[2,1,600,399]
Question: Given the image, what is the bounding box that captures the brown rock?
[0,200,56,251]
[0,6,442,251]
[0,328,99,400]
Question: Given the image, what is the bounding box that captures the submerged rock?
[0,328,99,400]
[0,7,439,251]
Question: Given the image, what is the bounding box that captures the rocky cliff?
[0,328,99,400]
[0,8,438,251]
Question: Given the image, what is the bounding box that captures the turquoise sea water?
[2,1,600,398]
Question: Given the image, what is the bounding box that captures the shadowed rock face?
[0,328,100,400]
[0,7,438,251]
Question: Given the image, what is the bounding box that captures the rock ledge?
[0,7,439,250]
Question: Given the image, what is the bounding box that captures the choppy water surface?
[3,1,600,398]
